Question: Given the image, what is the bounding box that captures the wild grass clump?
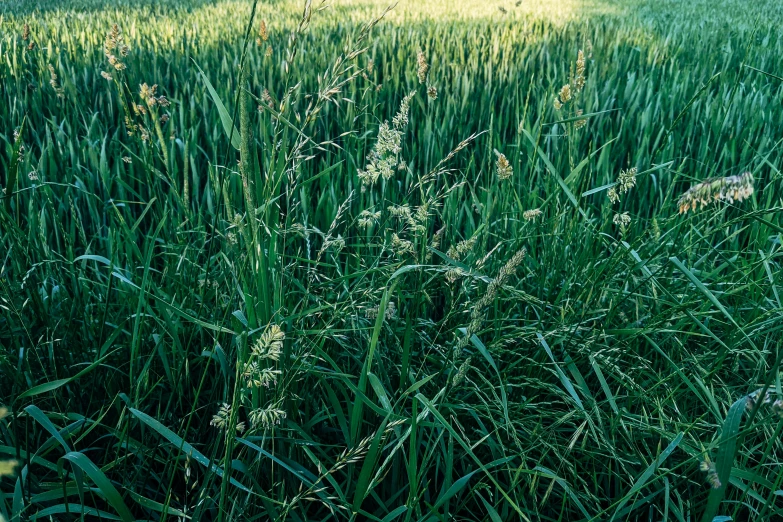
[1,0,783,521]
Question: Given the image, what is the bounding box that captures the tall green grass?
[1,0,782,520]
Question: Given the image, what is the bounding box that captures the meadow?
[1,0,782,520]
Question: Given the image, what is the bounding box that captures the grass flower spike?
[678,171,754,213]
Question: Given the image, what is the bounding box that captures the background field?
[1,0,783,520]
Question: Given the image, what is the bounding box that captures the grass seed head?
[445,267,464,284]
[377,122,402,155]
[259,19,268,42]
[249,406,286,430]
[261,88,274,109]
[392,91,416,130]
[618,167,637,192]
[558,84,572,104]
[678,171,754,214]
[608,167,637,203]
[243,362,281,388]
[391,234,414,257]
[417,50,429,84]
[104,24,129,71]
[495,151,513,180]
[210,403,231,429]
[47,65,64,98]
[523,208,542,221]
[253,324,285,361]
[453,357,471,385]
[358,209,381,229]
[447,233,478,261]
[574,50,586,92]
[613,212,631,228]
[0,460,19,477]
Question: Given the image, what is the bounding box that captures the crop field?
[1,0,782,520]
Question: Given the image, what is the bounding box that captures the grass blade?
[699,396,748,522]
[610,433,684,521]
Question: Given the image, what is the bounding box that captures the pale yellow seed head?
[417,50,429,84]
[558,84,572,104]
[496,152,512,180]
[523,208,542,221]
[0,460,18,477]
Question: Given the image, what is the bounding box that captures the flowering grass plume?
[553,49,588,132]
[554,84,571,110]
[250,405,286,430]
[48,65,64,98]
[243,361,281,388]
[453,248,526,356]
[257,19,268,44]
[104,24,130,71]
[391,233,415,257]
[417,50,429,84]
[139,83,170,109]
[447,233,478,261]
[22,23,35,50]
[573,49,586,91]
[608,167,637,204]
[210,403,245,433]
[260,88,275,110]
[252,324,285,361]
[554,50,586,109]
[613,212,631,228]
[678,171,754,214]
[358,209,381,229]
[358,91,415,187]
[452,357,471,385]
[495,150,512,180]
[523,208,542,221]
[700,460,721,489]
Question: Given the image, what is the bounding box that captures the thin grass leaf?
[699,397,748,522]
[609,433,684,521]
[58,452,134,522]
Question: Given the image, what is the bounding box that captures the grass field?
[1,0,782,520]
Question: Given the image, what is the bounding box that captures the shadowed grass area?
[1,0,782,521]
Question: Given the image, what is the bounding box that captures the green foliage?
[1,0,782,521]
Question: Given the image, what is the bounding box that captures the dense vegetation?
[1,0,782,520]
